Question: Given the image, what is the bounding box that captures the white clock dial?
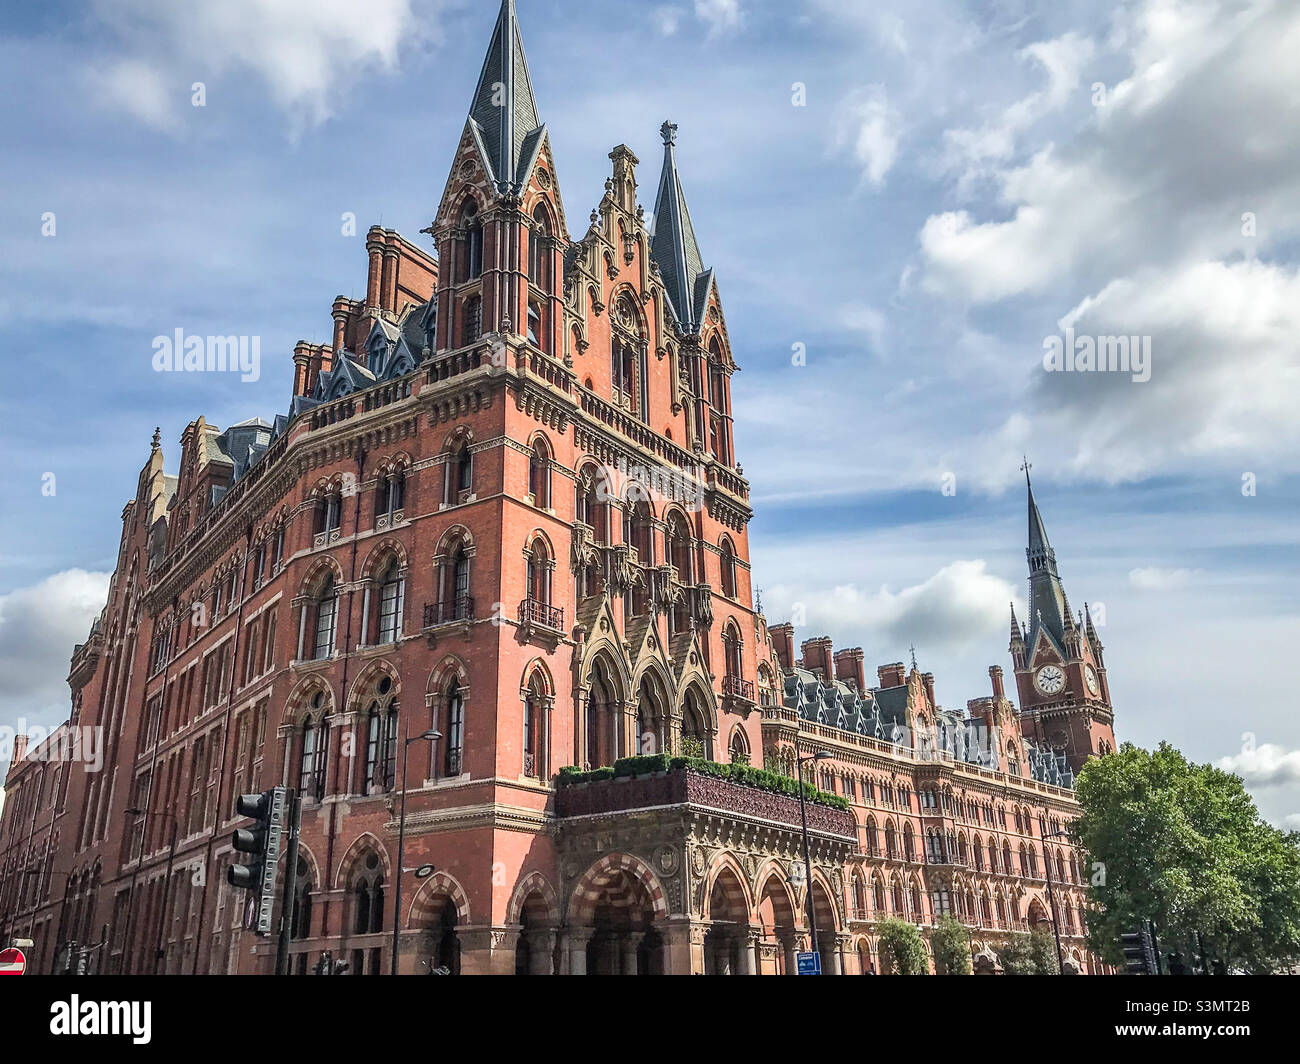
[1085,665,1099,696]
[1034,665,1066,695]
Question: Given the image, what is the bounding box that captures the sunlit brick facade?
[1,0,1115,976]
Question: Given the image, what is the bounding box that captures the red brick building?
[0,0,1115,976]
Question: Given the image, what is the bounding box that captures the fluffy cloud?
[941,31,1095,189]
[834,86,902,188]
[695,0,743,36]
[0,570,110,734]
[1217,743,1300,789]
[763,560,1019,658]
[88,0,433,132]
[1129,566,1198,590]
[921,0,1300,302]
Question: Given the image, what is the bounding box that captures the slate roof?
[650,121,712,334]
[468,0,544,194]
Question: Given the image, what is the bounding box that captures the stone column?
[621,933,641,976]
[567,928,592,976]
[738,929,758,975]
[527,930,556,975]
[662,919,706,976]
[782,936,798,976]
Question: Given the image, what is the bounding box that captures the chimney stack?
[922,673,937,710]
[801,637,835,681]
[877,662,906,689]
[12,734,28,764]
[989,665,1005,700]
[834,648,866,691]
[770,623,795,670]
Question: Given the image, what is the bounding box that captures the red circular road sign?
[0,948,26,975]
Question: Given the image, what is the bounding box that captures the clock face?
[1085,665,1099,696]
[1034,665,1066,695]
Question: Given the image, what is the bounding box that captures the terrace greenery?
[555,754,851,811]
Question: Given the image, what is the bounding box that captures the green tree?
[876,918,929,975]
[1074,741,1300,973]
[930,916,972,974]
[996,927,1059,975]
[996,933,1035,975]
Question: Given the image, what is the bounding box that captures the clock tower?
[1009,465,1116,775]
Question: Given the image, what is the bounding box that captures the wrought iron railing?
[518,598,563,630]
[424,597,474,627]
[722,674,755,701]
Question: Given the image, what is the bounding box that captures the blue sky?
[1,0,1298,824]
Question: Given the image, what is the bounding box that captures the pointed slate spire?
[651,121,711,333]
[1009,602,1024,646]
[468,0,543,194]
[1021,461,1070,655]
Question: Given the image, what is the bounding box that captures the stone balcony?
[555,764,858,842]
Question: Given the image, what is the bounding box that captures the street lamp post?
[795,749,834,970]
[391,725,441,976]
[1041,822,1070,975]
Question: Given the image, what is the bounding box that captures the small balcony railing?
[424,597,474,627]
[518,598,564,630]
[722,675,755,701]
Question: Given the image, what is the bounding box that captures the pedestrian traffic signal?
[1119,924,1158,974]
[226,787,289,935]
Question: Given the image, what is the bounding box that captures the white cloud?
[88,0,433,132]
[1129,566,1198,590]
[694,0,743,36]
[1217,743,1300,789]
[942,31,1095,186]
[0,570,111,733]
[920,0,1300,302]
[653,5,685,36]
[765,559,1020,659]
[834,86,902,188]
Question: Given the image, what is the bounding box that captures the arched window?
[446,443,473,504]
[352,852,385,937]
[463,294,482,346]
[444,681,465,777]
[529,206,552,288]
[528,439,551,509]
[719,539,737,599]
[526,538,551,606]
[523,675,545,778]
[527,300,543,349]
[314,488,342,537]
[364,695,399,793]
[298,704,329,801]
[462,201,483,280]
[375,468,406,523]
[611,295,643,419]
[728,727,749,766]
[376,558,404,645]
[903,823,915,862]
[722,625,742,680]
[872,878,886,913]
[681,688,710,760]
[312,575,337,659]
[666,512,692,583]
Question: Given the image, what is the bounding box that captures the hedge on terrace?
[555,754,850,810]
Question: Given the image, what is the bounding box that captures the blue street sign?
[796,951,821,975]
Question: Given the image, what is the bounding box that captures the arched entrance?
[703,865,752,975]
[757,873,799,974]
[568,856,667,975]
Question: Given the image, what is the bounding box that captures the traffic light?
[226,787,289,935]
[1119,923,1158,974]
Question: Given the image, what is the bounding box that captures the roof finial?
[909,644,918,671]
[1021,455,1033,483]
[660,119,678,146]
[755,587,763,614]
[151,426,161,453]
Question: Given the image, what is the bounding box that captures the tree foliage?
[930,916,972,974]
[1074,741,1300,973]
[996,927,1059,975]
[876,918,929,974]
